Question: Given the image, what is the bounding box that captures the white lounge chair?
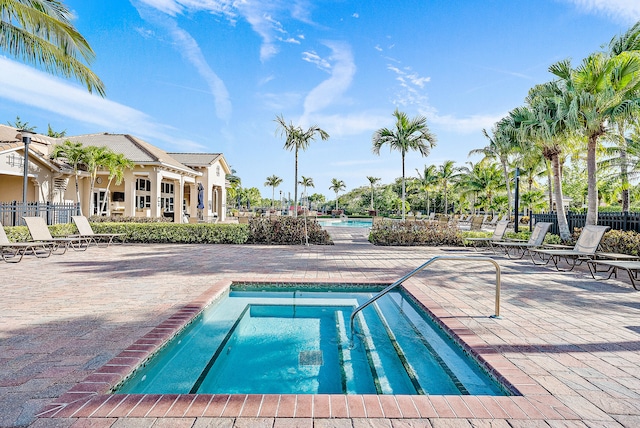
[23,217,88,254]
[1,221,52,262]
[530,225,610,271]
[72,216,125,246]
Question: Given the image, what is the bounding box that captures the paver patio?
[1,226,639,427]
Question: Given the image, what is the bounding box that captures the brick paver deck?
[1,227,639,427]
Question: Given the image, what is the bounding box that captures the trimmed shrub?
[369,220,464,246]
[591,229,640,256]
[88,215,170,223]
[247,217,333,245]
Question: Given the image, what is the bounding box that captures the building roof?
[167,153,222,167]
[0,125,52,156]
[64,133,199,176]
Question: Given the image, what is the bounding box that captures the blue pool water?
[115,284,508,396]
[317,219,373,228]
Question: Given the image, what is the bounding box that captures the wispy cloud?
[300,41,356,125]
[564,0,640,23]
[308,111,389,137]
[0,57,205,150]
[302,50,332,72]
[387,64,431,108]
[137,0,305,61]
[429,113,506,134]
[133,2,232,122]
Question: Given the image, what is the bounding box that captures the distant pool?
[318,219,373,228]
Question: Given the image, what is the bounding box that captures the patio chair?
[483,215,500,228]
[1,221,52,262]
[530,225,610,271]
[493,222,552,260]
[586,260,640,290]
[23,217,88,254]
[465,220,510,251]
[72,216,126,246]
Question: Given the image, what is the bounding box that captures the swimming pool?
[317,219,373,228]
[115,283,508,396]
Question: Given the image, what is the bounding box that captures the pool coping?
[37,278,579,421]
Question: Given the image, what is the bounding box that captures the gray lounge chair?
[587,260,640,290]
[1,221,52,262]
[72,216,125,246]
[530,225,610,271]
[465,220,510,251]
[23,216,88,254]
[493,222,552,260]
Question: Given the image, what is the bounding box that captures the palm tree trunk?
[294,149,299,217]
[621,149,629,212]
[99,177,114,215]
[401,153,406,220]
[552,154,571,241]
[74,172,83,216]
[501,158,512,216]
[585,132,600,225]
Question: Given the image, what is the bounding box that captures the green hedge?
[247,217,333,245]
[4,217,332,245]
[369,220,464,246]
[5,222,249,244]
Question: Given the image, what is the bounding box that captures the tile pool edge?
[38,278,579,421]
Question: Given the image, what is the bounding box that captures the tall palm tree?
[414,165,438,215]
[548,23,640,225]
[329,178,346,210]
[471,121,518,214]
[372,109,437,220]
[99,152,134,215]
[437,160,460,214]
[275,115,329,216]
[366,176,380,211]
[82,145,112,215]
[299,176,314,209]
[514,82,573,240]
[264,175,283,209]
[1,0,105,95]
[50,140,86,215]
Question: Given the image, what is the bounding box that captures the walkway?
[1,235,639,427]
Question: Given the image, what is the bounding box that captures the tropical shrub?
[247,217,333,245]
[369,220,464,246]
[590,229,640,256]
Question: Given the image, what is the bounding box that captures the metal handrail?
[349,256,502,338]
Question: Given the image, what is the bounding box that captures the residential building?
[0,125,230,223]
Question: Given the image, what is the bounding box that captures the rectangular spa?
[115,283,508,396]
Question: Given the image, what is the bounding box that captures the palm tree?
[471,122,518,214]
[372,109,437,220]
[437,160,460,214]
[82,145,112,215]
[47,124,66,138]
[1,0,105,95]
[50,140,86,215]
[329,178,346,210]
[298,176,314,210]
[414,165,438,215]
[264,175,283,209]
[513,83,573,240]
[99,152,134,215]
[548,23,640,225]
[7,116,36,131]
[274,115,329,216]
[0,0,105,96]
[366,176,381,211]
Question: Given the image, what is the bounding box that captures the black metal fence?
[532,211,640,234]
[0,201,80,226]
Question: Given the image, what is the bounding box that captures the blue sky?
[1,0,639,200]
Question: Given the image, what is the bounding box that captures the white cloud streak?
[137,0,304,61]
[0,57,205,150]
[133,2,232,122]
[564,0,640,23]
[300,41,356,126]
